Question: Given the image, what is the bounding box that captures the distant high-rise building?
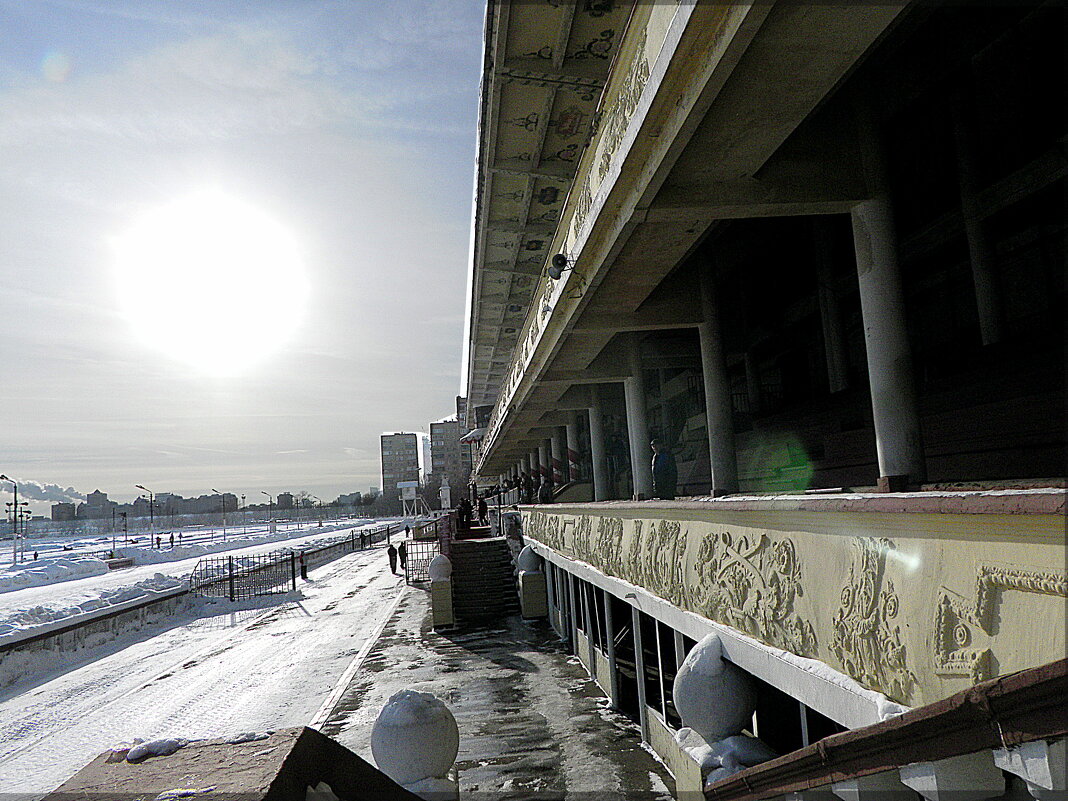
[380,433,420,497]
[277,492,294,510]
[430,417,470,490]
[51,502,76,521]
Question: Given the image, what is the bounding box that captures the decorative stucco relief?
[935,564,1067,682]
[691,530,817,658]
[830,538,915,702]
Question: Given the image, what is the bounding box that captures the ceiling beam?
[486,220,557,237]
[490,158,573,181]
[648,177,867,223]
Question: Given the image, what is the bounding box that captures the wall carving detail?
[935,564,1067,682]
[830,538,914,702]
[691,530,816,658]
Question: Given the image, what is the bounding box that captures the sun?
[113,189,308,374]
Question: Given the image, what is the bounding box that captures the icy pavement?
[0,544,403,795]
[320,589,675,800]
[0,520,394,640]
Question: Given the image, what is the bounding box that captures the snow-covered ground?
[0,519,399,642]
[0,544,404,795]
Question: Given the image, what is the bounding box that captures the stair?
[449,537,520,623]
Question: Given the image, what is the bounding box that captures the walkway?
[320,587,674,800]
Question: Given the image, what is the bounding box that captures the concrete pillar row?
[550,428,565,485]
[624,335,654,499]
[698,269,740,496]
[952,89,1002,346]
[565,413,581,482]
[813,218,850,394]
[852,95,926,490]
[588,385,610,501]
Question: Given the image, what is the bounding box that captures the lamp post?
[1,475,17,565]
[135,484,154,545]
[241,494,246,535]
[211,488,227,541]
[261,491,274,532]
[310,494,322,526]
[120,511,128,544]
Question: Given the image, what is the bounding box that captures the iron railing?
[190,521,408,601]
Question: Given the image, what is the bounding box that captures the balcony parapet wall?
[520,490,1066,707]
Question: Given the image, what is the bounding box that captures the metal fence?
[404,537,440,584]
[190,550,296,600]
[189,521,411,601]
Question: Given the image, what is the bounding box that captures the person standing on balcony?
[477,496,488,526]
[651,439,678,500]
[538,477,555,504]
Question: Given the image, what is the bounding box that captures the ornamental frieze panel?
[519,508,1064,707]
[935,564,1067,683]
[691,530,816,658]
[830,538,915,702]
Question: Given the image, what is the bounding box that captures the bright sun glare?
[114,189,308,374]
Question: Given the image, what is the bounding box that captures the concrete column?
[604,595,620,709]
[588,385,610,501]
[813,219,850,393]
[529,451,538,486]
[550,428,565,485]
[624,335,654,499]
[537,443,550,483]
[952,90,1002,346]
[566,571,578,649]
[744,351,762,414]
[698,269,740,495]
[565,413,581,482]
[852,97,926,489]
[631,605,649,742]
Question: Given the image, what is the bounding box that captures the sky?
[0,0,485,513]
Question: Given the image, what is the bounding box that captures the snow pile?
[0,573,185,642]
[0,556,109,594]
[126,737,189,762]
[674,728,778,787]
[371,690,459,797]
[227,731,273,744]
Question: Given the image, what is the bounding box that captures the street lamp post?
[261,492,274,532]
[241,494,246,535]
[1,475,18,565]
[135,485,154,546]
[120,512,128,544]
[211,488,227,541]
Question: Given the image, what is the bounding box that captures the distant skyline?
[0,0,485,513]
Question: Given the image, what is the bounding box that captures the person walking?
[169,532,174,548]
[651,438,678,500]
[398,540,407,571]
[477,496,488,526]
[387,543,398,574]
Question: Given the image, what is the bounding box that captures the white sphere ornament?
[516,545,543,574]
[371,690,459,786]
[428,554,452,581]
[672,633,756,743]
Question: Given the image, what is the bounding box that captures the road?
[0,545,403,795]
